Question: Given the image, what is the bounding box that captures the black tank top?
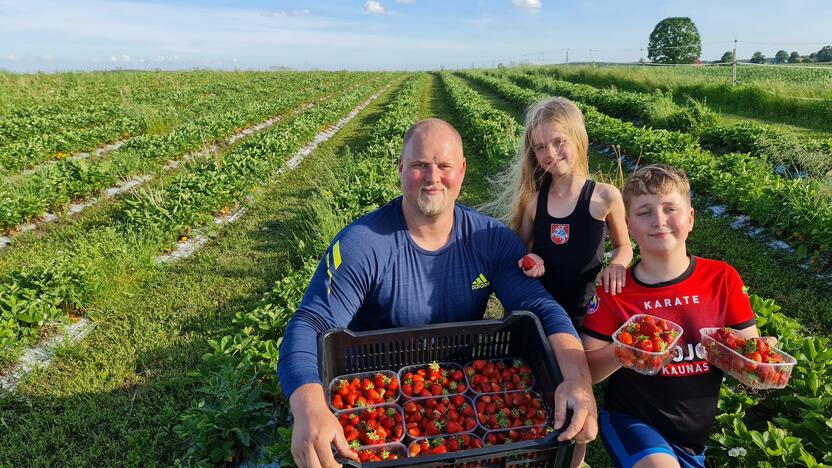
[531,179,606,323]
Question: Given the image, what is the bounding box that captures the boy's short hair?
[622,164,691,211]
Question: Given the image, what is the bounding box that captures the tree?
[817,45,832,62]
[720,51,734,63]
[789,51,801,63]
[750,51,766,64]
[647,17,702,64]
[774,50,789,64]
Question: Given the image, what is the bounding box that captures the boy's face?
[626,191,694,256]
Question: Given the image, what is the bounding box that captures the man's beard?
[416,186,448,217]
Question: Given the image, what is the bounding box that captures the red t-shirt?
[582,256,755,452]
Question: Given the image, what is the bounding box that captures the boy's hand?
[290,384,358,468]
[597,263,627,295]
[518,253,545,278]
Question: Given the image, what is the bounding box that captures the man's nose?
[425,164,440,182]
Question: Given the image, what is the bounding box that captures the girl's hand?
[518,253,545,278]
[597,263,627,295]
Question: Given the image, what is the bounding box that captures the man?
[278,119,597,468]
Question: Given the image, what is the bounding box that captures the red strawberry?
[521,254,536,271]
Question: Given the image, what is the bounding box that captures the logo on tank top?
[550,224,570,245]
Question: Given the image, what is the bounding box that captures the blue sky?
[1,0,830,72]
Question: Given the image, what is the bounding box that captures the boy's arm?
[580,333,621,384]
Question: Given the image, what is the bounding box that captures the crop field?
[0,68,830,467]
[519,64,832,133]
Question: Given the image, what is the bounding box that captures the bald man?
[278,119,597,468]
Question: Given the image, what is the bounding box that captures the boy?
[580,164,762,468]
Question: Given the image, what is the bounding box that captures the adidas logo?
[471,273,490,290]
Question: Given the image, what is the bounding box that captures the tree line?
[646,17,831,65]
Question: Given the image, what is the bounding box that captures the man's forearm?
[548,333,592,386]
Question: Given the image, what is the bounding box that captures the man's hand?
[552,377,598,442]
[518,253,545,278]
[289,383,358,468]
[597,263,627,295]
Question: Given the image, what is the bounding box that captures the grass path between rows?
[0,78,404,466]
[718,112,832,141]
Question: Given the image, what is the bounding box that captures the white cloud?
[7,53,16,60]
[121,54,131,62]
[110,55,118,62]
[364,1,385,15]
[512,0,542,12]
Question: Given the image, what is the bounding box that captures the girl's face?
[531,121,575,178]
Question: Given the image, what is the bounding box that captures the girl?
[503,96,631,323]
[486,97,632,467]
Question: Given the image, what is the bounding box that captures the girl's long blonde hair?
[483,96,589,233]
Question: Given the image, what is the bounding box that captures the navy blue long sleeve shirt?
[278,197,577,398]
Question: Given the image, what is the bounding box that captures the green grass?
[0,78,404,466]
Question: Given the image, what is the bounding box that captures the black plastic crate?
[318,311,575,468]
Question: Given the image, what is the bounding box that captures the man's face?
[398,124,466,218]
[626,191,694,256]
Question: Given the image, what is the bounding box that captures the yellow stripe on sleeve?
[333,241,342,270]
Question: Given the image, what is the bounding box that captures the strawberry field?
[0,68,830,467]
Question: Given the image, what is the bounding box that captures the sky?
[1,0,831,73]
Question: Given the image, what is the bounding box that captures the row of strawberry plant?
[0,72,371,233]
[465,72,832,265]
[0,258,95,366]
[497,71,832,181]
[445,73,832,467]
[437,72,520,169]
[0,71,325,174]
[173,74,425,465]
[112,75,393,253]
[1,72,210,172]
[0,76,393,368]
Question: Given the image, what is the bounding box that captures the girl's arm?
[516,192,545,277]
[598,185,633,295]
[517,191,539,250]
[580,333,621,384]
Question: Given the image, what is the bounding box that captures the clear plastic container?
[700,328,796,389]
[463,358,535,394]
[398,362,466,398]
[349,442,408,463]
[473,390,548,431]
[335,403,405,447]
[401,394,478,439]
[327,370,401,412]
[612,314,683,375]
[407,433,484,457]
[483,424,554,445]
